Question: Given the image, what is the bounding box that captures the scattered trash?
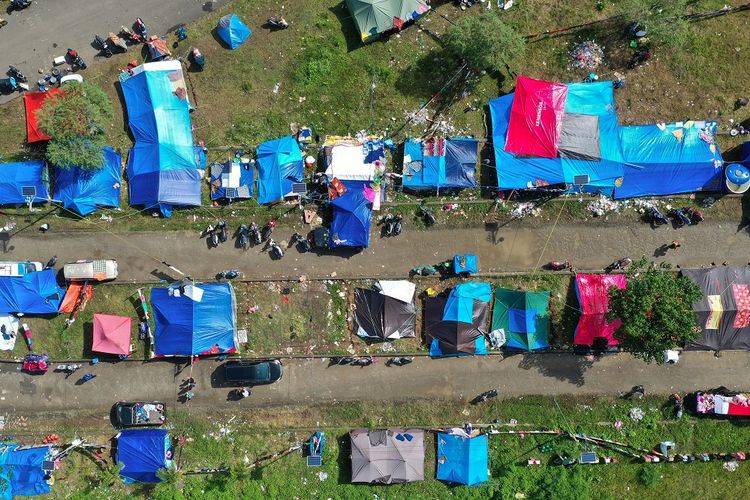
[570,40,605,70]
[629,407,644,422]
[724,461,739,472]
[318,471,328,481]
[272,82,281,94]
[99,214,113,222]
[614,421,623,428]
[511,202,540,218]
[0,222,17,232]
[587,196,619,216]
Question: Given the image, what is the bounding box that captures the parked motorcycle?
[94,34,114,58]
[291,232,311,253]
[217,269,241,280]
[120,25,144,44]
[683,207,704,224]
[605,257,632,273]
[267,16,289,29]
[382,213,402,237]
[386,357,414,367]
[66,48,87,70]
[419,202,436,227]
[268,238,284,259]
[329,356,355,366]
[134,17,149,39]
[56,363,82,375]
[351,356,375,366]
[0,77,20,94]
[8,65,27,83]
[208,226,219,248]
[410,265,438,277]
[544,260,572,271]
[249,222,262,245]
[730,124,750,137]
[671,208,692,227]
[10,0,32,10]
[216,220,228,243]
[45,255,58,270]
[261,219,276,242]
[471,389,499,405]
[237,224,250,250]
[108,32,128,52]
[648,207,669,227]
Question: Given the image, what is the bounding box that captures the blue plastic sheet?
[54,147,121,215]
[436,433,488,486]
[256,136,303,204]
[151,283,237,356]
[442,282,491,324]
[117,430,170,484]
[0,160,49,205]
[0,444,50,499]
[217,14,251,49]
[0,270,64,314]
[329,181,373,248]
[403,138,478,189]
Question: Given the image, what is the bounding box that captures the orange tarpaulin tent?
[92,313,132,356]
[58,282,93,313]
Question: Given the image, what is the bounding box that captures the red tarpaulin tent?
[504,76,568,159]
[574,274,626,346]
[24,88,62,143]
[92,313,132,356]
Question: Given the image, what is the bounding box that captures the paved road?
[0,0,228,104]
[2,220,748,281]
[1,351,747,412]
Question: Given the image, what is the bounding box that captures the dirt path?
[1,351,746,412]
[3,219,748,281]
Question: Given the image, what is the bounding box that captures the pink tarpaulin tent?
[574,274,626,346]
[504,76,568,159]
[92,314,132,355]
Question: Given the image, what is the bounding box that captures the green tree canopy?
[444,12,526,74]
[615,0,692,48]
[36,82,113,171]
[607,258,702,363]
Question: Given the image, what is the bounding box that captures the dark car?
[112,401,166,427]
[222,359,283,386]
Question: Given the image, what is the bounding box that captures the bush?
[639,465,662,487]
[444,12,526,74]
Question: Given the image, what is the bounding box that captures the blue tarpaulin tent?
[0,444,50,499]
[329,181,373,248]
[436,433,489,486]
[217,14,251,49]
[443,282,492,324]
[256,136,303,204]
[117,430,172,484]
[54,147,121,215]
[0,160,49,206]
[121,60,202,217]
[209,160,254,201]
[151,282,237,356]
[427,283,490,357]
[403,138,478,190]
[613,121,723,198]
[742,141,750,167]
[0,270,64,314]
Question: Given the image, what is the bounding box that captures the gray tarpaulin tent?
[354,281,416,341]
[350,428,425,484]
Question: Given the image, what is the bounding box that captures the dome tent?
[217,14,252,49]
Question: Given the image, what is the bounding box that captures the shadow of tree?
[516,352,597,387]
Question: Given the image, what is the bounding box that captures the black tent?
[354,288,416,341]
[424,297,488,355]
[682,267,750,351]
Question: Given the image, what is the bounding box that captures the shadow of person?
[654,244,670,257]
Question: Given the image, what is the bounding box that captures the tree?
[36,82,113,170]
[444,12,526,74]
[607,258,702,363]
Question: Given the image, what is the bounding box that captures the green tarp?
[345,0,430,42]
[491,288,550,351]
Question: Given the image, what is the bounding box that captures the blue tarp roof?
[489,82,624,196]
[742,141,750,167]
[117,430,171,484]
[403,138,478,189]
[443,282,492,324]
[121,61,201,217]
[256,136,303,204]
[217,14,251,49]
[329,181,373,248]
[53,146,121,215]
[614,121,723,198]
[436,433,489,486]
[0,160,49,206]
[152,282,237,356]
[209,160,254,200]
[0,444,50,499]
[0,270,64,314]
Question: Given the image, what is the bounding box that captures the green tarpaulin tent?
[345,0,430,42]
[491,288,550,351]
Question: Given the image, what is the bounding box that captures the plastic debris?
[318,471,328,481]
[587,196,619,216]
[570,40,605,70]
[629,407,644,421]
[724,461,739,472]
[511,202,540,218]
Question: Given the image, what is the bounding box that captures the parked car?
[63,259,118,281]
[112,401,166,427]
[0,261,43,277]
[222,359,283,386]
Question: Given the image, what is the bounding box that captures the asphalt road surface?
[1,220,749,281]
[1,351,747,412]
[0,0,228,104]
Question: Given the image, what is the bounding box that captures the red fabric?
[504,76,568,158]
[574,274,627,346]
[24,88,63,143]
[92,313,132,355]
[59,283,93,313]
[729,403,750,416]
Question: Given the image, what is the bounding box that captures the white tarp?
[325,145,375,181]
[376,280,415,304]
